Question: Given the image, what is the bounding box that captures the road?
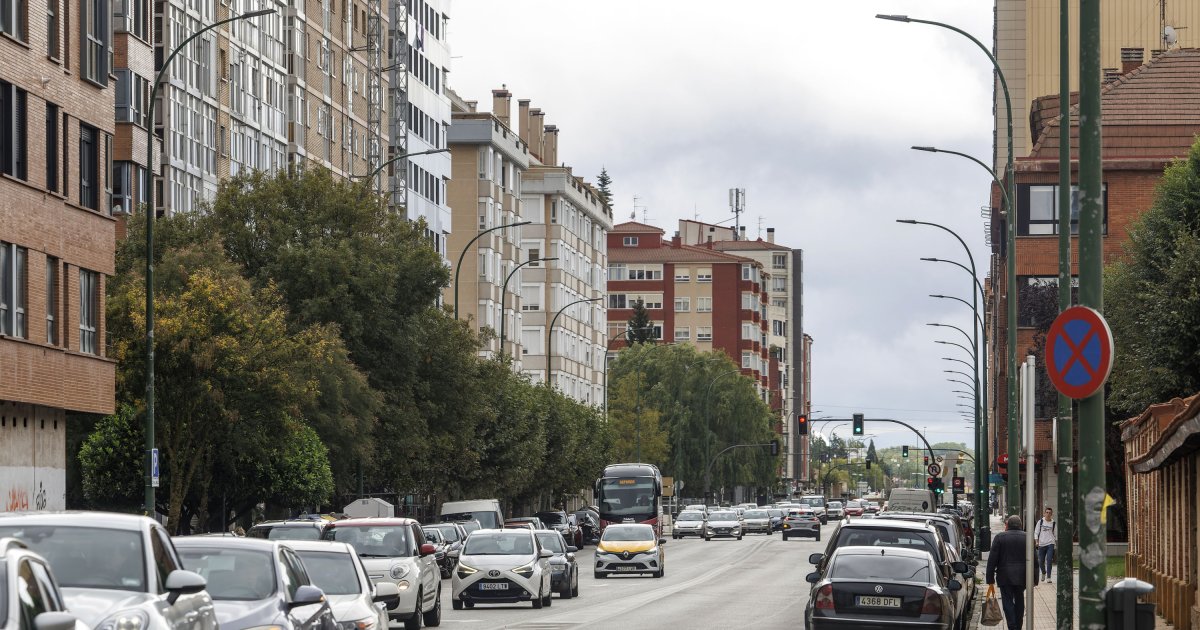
[430,521,835,630]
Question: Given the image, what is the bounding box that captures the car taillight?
[814,584,835,610]
[921,588,942,614]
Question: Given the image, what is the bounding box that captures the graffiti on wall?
[0,467,65,512]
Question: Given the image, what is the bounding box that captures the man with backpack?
[1034,507,1056,582]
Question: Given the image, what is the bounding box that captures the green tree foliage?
[596,168,613,209]
[1105,140,1200,414]
[625,301,655,344]
[78,404,144,511]
[606,376,669,466]
[866,440,878,462]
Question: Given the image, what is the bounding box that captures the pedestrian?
[986,514,1038,630]
[1034,507,1056,582]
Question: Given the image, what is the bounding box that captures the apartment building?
[606,223,775,400]
[445,87,530,360]
[1,0,117,509]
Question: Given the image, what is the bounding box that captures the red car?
[844,500,864,517]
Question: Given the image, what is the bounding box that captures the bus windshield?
[597,477,657,518]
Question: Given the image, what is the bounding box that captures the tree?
[596,168,613,209]
[866,440,878,463]
[625,301,655,344]
[78,405,144,511]
[607,374,669,466]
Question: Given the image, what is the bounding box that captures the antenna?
[632,195,648,223]
[756,216,764,239]
[728,188,746,240]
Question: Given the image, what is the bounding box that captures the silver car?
[703,511,743,540]
[1,537,87,630]
[671,511,706,539]
[287,540,401,630]
[452,529,552,608]
[0,512,218,630]
[740,509,773,535]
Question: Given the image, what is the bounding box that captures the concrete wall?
[0,402,67,512]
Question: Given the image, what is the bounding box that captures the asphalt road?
[429,521,836,630]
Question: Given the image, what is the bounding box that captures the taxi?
[593,524,666,579]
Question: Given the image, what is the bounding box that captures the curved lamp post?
[498,257,557,356]
[601,326,656,417]
[143,7,276,515]
[547,296,603,389]
[452,221,533,320]
[355,148,450,197]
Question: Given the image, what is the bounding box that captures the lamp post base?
[978,525,992,552]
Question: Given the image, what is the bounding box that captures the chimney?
[706,235,713,249]
[465,100,478,113]
[672,232,681,248]
[767,227,775,243]
[1121,48,1144,75]
[517,99,531,145]
[531,109,546,162]
[739,226,747,240]
[491,86,512,126]
[544,124,559,167]
[1103,67,1122,84]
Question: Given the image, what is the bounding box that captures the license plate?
[479,582,508,590]
[617,566,638,571]
[856,595,900,608]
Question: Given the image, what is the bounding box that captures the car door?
[280,547,330,630]
[150,525,217,630]
[412,524,436,609]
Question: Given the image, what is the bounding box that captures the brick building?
[988,48,1200,509]
[1,0,117,510]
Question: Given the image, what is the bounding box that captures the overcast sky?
[448,1,997,449]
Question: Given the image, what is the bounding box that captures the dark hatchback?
[534,530,579,599]
[804,546,961,630]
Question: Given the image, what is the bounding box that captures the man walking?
[987,515,1038,630]
[1034,507,1056,582]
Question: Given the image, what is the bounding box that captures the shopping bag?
[980,584,1003,626]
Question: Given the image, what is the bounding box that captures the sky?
[447,0,997,449]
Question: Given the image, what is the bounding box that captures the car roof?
[281,540,355,554]
[832,545,935,561]
[0,511,154,531]
[250,520,325,527]
[472,528,531,536]
[837,519,937,532]
[173,536,285,551]
[327,517,418,527]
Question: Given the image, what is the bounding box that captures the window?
[741,351,752,368]
[674,270,690,282]
[520,284,540,311]
[674,327,690,341]
[1017,183,1108,236]
[622,236,638,247]
[772,277,787,293]
[113,0,147,39]
[741,322,756,341]
[115,70,150,127]
[772,298,786,309]
[527,248,540,266]
[149,526,180,590]
[697,326,713,341]
[772,253,787,270]
[772,320,787,337]
[45,256,57,345]
[741,292,755,310]
[1,242,27,338]
[79,124,99,210]
[45,102,58,192]
[741,264,753,281]
[16,560,48,627]
[112,161,145,213]
[82,0,110,85]
[1,81,28,180]
[46,0,58,56]
[1,0,25,40]
[79,268,98,354]
[697,296,712,312]
[625,264,663,280]
[674,297,690,312]
[697,268,713,283]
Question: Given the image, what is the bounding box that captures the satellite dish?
[1165,25,1179,47]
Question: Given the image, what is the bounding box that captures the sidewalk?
[970,515,1172,630]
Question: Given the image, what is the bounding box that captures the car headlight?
[390,563,410,580]
[97,610,150,630]
[457,561,479,576]
[551,564,566,573]
[513,561,535,578]
[339,618,377,630]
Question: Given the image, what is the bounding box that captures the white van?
[885,488,937,513]
[440,499,504,529]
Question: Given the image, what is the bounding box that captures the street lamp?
[943,356,975,371]
[547,296,604,389]
[355,148,450,196]
[703,368,743,501]
[930,294,985,332]
[452,221,532,320]
[498,257,557,356]
[928,322,972,348]
[910,147,1012,210]
[935,339,976,361]
[882,12,1015,543]
[142,6,276,516]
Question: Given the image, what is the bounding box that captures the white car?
[321,518,441,629]
[452,529,552,609]
[671,511,706,539]
[703,510,743,540]
[1,537,88,630]
[286,540,400,630]
[593,524,666,579]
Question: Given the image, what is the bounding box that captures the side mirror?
[951,561,968,574]
[447,549,460,559]
[805,572,820,584]
[373,581,400,606]
[34,612,77,630]
[288,584,326,609]
[538,549,553,559]
[165,569,207,605]
[419,543,437,557]
[658,539,667,545]
[566,546,578,553]
[566,553,576,562]
[948,579,962,592]
[808,553,824,565]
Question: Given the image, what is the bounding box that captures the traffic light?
[923,455,930,466]
[902,445,909,458]
[952,476,965,491]
[926,476,934,489]
[797,414,809,435]
[933,479,945,495]
[769,439,780,457]
[852,413,864,436]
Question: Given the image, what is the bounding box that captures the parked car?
[863,501,881,515]
[246,520,329,541]
[593,524,666,579]
[173,536,334,630]
[804,546,961,630]
[702,510,743,541]
[422,528,453,578]
[533,531,579,599]
[440,500,503,531]
[322,518,442,629]
[781,509,821,541]
[825,501,845,520]
[740,509,773,535]
[424,523,468,572]
[0,512,217,630]
[671,510,706,539]
[0,537,87,630]
[874,512,978,604]
[451,529,552,609]
[533,511,582,549]
[285,540,400,630]
[683,504,708,514]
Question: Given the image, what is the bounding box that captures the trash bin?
[1104,577,1156,630]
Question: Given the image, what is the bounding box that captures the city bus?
[595,463,663,537]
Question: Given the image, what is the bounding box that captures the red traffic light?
[797,414,809,435]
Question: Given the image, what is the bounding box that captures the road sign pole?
[1023,356,1037,630]
[1078,0,1107,624]
[1055,0,1075,625]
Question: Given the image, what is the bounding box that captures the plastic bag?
[980,584,1003,626]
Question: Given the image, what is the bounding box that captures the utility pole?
[1056,0,1075,623]
[1077,1,1107,626]
[729,188,745,239]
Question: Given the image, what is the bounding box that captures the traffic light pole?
[810,417,939,464]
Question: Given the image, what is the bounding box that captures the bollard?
[1104,577,1156,630]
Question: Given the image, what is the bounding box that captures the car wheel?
[532,592,543,609]
[737,535,743,540]
[543,580,552,607]
[768,529,774,536]
[672,533,678,539]
[463,601,474,609]
[782,533,789,541]
[404,589,423,629]
[820,517,828,525]
[815,532,822,542]
[594,571,605,579]
[571,573,579,598]
[422,586,442,627]
[704,535,711,541]
[452,599,464,611]
[560,573,573,599]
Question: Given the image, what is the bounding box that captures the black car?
[425,522,468,570]
[804,546,961,630]
[534,511,583,549]
[534,530,579,599]
[423,527,453,578]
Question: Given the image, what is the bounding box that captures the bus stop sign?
[1045,305,1114,400]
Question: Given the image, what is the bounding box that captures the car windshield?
[799,497,825,507]
[463,533,534,556]
[534,513,565,525]
[708,512,737,520]
[534,533,565,553]
[677,512,704,521]
[178,547,276,601]
[324,526,411,558]
[831,554,932,582]
[828,502,843,509]
[267,526,322,541]
[0,526,146,592]
[427,525,460,542]
[835,528,940,560]
[767,509,783,517]
[442,511,500,529]
[847,501,862,508]
[458,521,481,533]
[744,510,768,518]
[294,550,361,596]
[602,526,654,542]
